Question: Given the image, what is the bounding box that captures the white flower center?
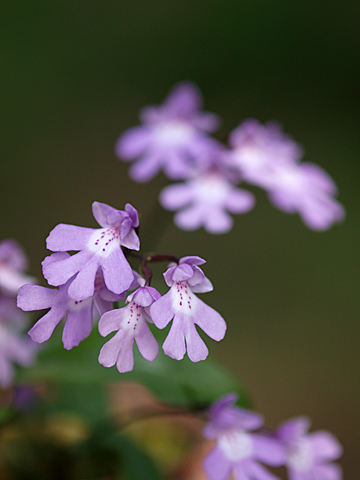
[153,120,194,146]
[122,301,143,335]
[88,227,121,258]
[219,430,253,462]
[192,174,230,204]
[172,281,196,313]
[68,297,93,311]
[287,437,314,472]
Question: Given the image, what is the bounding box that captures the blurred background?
[1,1,359,478]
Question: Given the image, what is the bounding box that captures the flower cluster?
[116,82,345,233]
[0,240,37,387]
[17,202,226,372]
[203,394,342,480]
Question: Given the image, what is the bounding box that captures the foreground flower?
[0,296,37,387]
[203,394,285,480]
[98,286,160,373]
[115,82,220,182]
[0,239,35,296]
[18,253,128,350]
[150,256,226,361]
[43,202,139,301]
[277,416,342,480]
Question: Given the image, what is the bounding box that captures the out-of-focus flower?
[228,119,344,230]
[150,256,226,362]
[43,202,139,301]
[115,82,220,182]
[0,296,37,387]
[276,416,342,480]
[203,394,285,480]
[0,239,35,296]
[98,286,160,373]
[17,254,130,350]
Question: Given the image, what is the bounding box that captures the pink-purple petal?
[129,152,163,182]
[162,317,186,360]
[67,258,99,301]
[46,224,95,252]
[28,305,68,344]
[62,304,93,350]
[98,309,125,337]
[115,126,153,160]
[101,248,134,295]
[184,321,209,362]
[309,431,343,462]
[252,434,286,466]
[194,297,226,342]
[203,444,232,480]
[150,291,174,329]
[159,183,194,210]
[244,460,280,480]
[311,463,342,480]
[43,250,91,287]
[17,284,58,311]
[135,320,159,361]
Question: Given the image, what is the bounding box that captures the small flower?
[160,168,254,234]
[98,286,160,373]
[17,253,128,350]
[43,202,139,301]
[203,394,285,480]
[150,256,226,362]
[228,119,302,188]
[0,295,37,388]
[115,82,220,182]
[0,239,35,296]
[266,162,345,231]
[276,416,343,480]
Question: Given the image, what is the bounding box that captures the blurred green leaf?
[18,326,248,408]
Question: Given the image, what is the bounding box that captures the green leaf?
[18,326,249,409]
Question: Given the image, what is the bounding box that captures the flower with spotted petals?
[149,256,226,362]
[43,202,139,301]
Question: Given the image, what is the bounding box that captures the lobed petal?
[62,302,93,350]
[162,317,186,360]
[150,291,174,329]
[184,321,209,362]
[193,297,226,342]
[17,284,59,311]
[101,248,134,295]
[252,434,286,466]
[203,444,232,480]
[115,126,152,160]
[135,320,159,362]
[46,224,95,252]
[309,431,343,462]
[28,305,68,344]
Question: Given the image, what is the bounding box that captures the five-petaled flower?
[203,394,286,480]
[43,202,139,301]
[150,256,226,361]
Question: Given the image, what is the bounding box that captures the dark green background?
[1,1,359,477]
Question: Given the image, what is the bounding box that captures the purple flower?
[266,162,345,231]
[0,239,35,296]
[98,285,160,373]
[160,169,254,234]
[149,256,226,362]
[228,119,302,188]
[203,394,285,480]
[0,296,37,388]
[43,202,139,301]
[115,82,220,182]
[276,416,342,480]
[17,253,129,350]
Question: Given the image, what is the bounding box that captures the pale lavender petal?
[172,264,194,282]
[192,112,220,132]
[203,444,232,480]
[159,183,194,210]
[116,334,135,373]
[186,265,205,287]
[301,163,338,195]
[131,286,160,307]
[42,252,70,268]
[311,464,342,480]
[174,204,204,231]
[277,417,311,443]
[28,306,68,343]
[150,291,174,329]
[162,317,186,360]
[43,250,92,287]
[46,225,95,251]
[98,329,128,367]
[101,248,134,295]
[244,460,280,480]
[62,303,93,350]
[194,297,226,341]
[115,126,153,160]
[204,208,233,234]
[120,227,140,251]
[98,309,125,336]
[129,152,162,182]
[184,321,208,362]
[163,149,195,180]
[125,203,140,228]
[179,256,206,266]
[135,320,159,361]
[164,82,202,117]
[225,189,255,213]
[17,284,58,311]
[309,431,343,462]
[269,190,298,213]
[67,258,99,301]
[163,265,177,287]
[191,277,213,293]
[252,434,286,466]
[92,202,124,228]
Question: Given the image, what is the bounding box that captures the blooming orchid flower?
[276,416,343,480]
[98,285,160,373]
[43,202,139,301]
[0,239,35,296]
[149,256,226,362]
[0,295,37,387]
[17,253,130,350]
[115,82,220,182]
[203,394,286,480]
